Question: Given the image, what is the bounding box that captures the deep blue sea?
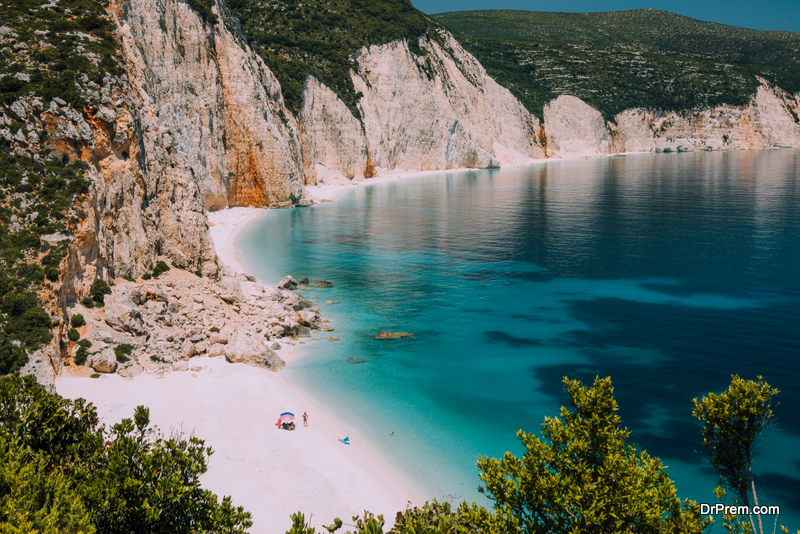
[237,149,800,528]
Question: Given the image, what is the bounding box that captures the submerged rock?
[376,331,414,340]
[309,279,333,288]
[347,357,364,364]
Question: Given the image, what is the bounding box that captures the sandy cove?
[56,203,424,533]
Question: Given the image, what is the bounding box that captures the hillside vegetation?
[431,9,800,120]
[0,0,126,374]
[224,0,429,116]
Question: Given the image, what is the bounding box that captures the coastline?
[304,161,546,203]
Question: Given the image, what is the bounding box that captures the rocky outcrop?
[543,96,613,158]
[542,80,800,158]
[63,268,340,377]
[299,77,370,184]
[297,27,546,183]
[353,30,545,173]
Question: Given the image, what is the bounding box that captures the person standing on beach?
[277,418,282,430]
[303,412,308,427]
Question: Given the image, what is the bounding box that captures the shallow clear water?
[238,149,800,527]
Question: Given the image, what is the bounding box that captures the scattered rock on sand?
[89,349,118,373]
[225,331,286,370]
[376,331,414,340]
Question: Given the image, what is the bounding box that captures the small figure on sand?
[276,418,282,430]
[303,412,308,427]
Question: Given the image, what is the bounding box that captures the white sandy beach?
[57,355,419,533]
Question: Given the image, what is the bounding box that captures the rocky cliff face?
[110,0,305,209]
[107,0,800,202]
[297,28,546,185]
[543,80,800,157]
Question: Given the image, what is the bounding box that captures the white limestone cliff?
[542,81,800,158]
[110,0,305,210]
[297,28,546,184]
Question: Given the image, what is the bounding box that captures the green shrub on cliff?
[70,314,86,328]
[88,279,111,307]
[113,343,132,363]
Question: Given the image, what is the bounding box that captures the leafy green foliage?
[67,327,80,342]
[187,0,218,25]
[693,375,780,534]
[113,343,132,363]
[431,9,800,66]
[74,346,88,365]
[70,314,86,328]
[88,279,111,307]
[393,500,485,533]
[0,435,95,534]
[89,409,253,533]
[476,376,709,534]
[0,374,253,533]
[225,0,429,115]
[152,260,170,278]
[431,9,800,121]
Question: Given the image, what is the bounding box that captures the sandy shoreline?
[57,356,418,533]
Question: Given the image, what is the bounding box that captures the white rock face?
[543,80,800,156]
[298,28,546,182]
[543,96,612,158]
[299,77,369,184]
[350,30,544,174]
[111,0,304,209]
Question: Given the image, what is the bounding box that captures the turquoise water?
[237,149,800,527]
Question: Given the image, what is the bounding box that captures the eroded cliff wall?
[296,28,546,185]
[111,0,305,209]
[543,81,800,158]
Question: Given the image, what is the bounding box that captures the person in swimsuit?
[302,412,308,427]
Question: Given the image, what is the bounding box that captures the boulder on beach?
[225,331,286,370]
[376,331,414,340]
[278,276,298,290]
[89,349,118,373]
[104,294,148,336]
[309,279,333,288]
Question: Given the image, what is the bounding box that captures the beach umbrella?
[280,412,294,422]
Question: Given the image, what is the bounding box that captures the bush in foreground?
[0,374,252,533]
